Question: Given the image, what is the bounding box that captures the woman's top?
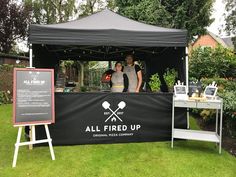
[110,71,129,92]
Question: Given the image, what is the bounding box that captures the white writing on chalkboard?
[17,90,51,108]
[23,80,46,85]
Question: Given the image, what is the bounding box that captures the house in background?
[0,53,29,66]
[189,31,235,53]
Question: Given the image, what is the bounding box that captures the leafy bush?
[80,86,89,92]
[149,73,161,92]
[0,91,10,105]
[199,109,216,121]
[218,90,236,137]
[197,78,236,120]
[189,45,236,79]
[201,77,236,92]
[189,46,236,136]
[218,91,236,120]
[163,68,177,91]
[0,64,25,104]
[192,78,236,136]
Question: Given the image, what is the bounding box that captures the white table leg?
[215,109,219,147]
[187,108,190,129]
[216,109,218,134]
[219,103,223,154]
[171,98,175,148]
[44,124,55,160]
[12,127,23,167]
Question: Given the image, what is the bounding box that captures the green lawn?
[0,104,235,177]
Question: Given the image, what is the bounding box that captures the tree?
[189,45,236,80]
[24,0,77,24]
[106,0,117,11]
[78,0,107,17]
[0,0,31,53]
[224,0,236,50]
[114,0,214,41]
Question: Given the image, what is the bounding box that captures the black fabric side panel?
[36,93,186,145]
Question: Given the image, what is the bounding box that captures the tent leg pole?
[29,44,33,68]
[185,47,189,92]
[185,47,189,129]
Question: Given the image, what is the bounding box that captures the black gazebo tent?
[29,9,188,86]
[30,9,189,145]
[29,9,187,47]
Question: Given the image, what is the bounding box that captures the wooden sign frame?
[13,68,55,126]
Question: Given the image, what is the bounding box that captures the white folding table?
[171,96,223,154]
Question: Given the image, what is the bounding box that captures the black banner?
[36,92,186,145]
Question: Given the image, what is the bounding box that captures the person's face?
[125,56,134,65]
[115,63,122,71]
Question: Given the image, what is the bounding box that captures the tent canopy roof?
[29,9,187,47]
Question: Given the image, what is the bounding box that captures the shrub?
[191,77,236,133]
[189,45,236,135]
[149,73,161,92]
[197,78,236,120]
[189,47,214,79]
[0,91,10,105]
[201,77,236,92]
[163,68,177,91]
[189,45,236,79]
[218,91,236,120]
[218,90,236,137]
[0,64,25,104]
[200,109,216,121]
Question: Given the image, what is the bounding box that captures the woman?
[123,54,142,92]
[110,61,129,92]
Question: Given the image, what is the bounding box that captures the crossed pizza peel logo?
[102,101,126,122]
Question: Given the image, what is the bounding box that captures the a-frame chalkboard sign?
[12,68,55,167]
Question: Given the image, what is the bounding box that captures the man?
[123,54,142,92]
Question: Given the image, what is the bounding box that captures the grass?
[0,104,235,177]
